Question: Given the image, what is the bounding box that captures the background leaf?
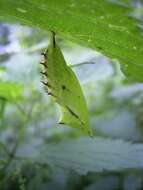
[0,0,143,81]
[16,137,143,175]
[0,82,23,102]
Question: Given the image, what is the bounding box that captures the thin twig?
[0,142,9,155]
[1,102,33,171]
[70,61,96,68]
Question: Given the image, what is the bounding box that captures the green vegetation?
[0,0,143,189]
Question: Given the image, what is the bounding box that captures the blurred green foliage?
[0,1,143,189]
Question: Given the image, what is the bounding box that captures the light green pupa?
[40,32,92,135]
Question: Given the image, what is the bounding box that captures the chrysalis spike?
[48,92,57,98]
[40,62,47,68]
[41,81,48,86]
[47,83,52,88]
[40,71,48,77]
[41,52,47,59]
[41,52,46,56]
[42,81,54,89]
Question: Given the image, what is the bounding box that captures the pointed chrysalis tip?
[89,131,93,138]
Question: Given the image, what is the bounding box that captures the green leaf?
[40,32,92,135]
[0,82,23,102]
[16,137,143,175]
[0,0,143,81]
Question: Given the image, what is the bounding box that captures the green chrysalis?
[40,32,92,135]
